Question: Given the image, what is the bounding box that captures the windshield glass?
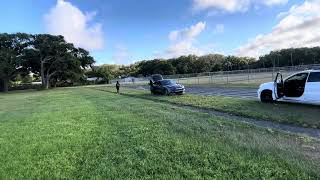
[160,80,176,85]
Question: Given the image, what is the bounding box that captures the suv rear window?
[308,72,320,82]
[151,74,163,82]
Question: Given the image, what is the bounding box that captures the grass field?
[1,87,320,179]
[99,87,320,129]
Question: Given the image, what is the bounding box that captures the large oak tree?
[25,34,94,89]
[0,33,30,92]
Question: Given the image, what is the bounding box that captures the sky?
[1,0,319,65]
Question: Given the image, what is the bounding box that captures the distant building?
[87,77,103,82]
[123,76,137,83]
[31,82,42,85]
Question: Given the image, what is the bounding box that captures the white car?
[257,70,320,105]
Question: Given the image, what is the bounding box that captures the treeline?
[0,33,94,92]
[86,55,256,81]
[252,47,320,68]
[88,47,320,82]
[136,55,255,76]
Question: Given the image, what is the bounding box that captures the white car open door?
[304,72,320,105]
[281,72,309,103]
[274,72,284,99]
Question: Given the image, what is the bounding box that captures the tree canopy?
[93,47,320,78]
[0,33,95,92]
[25,34,94,89]
[0,33,30,92]
[133,54,255,76]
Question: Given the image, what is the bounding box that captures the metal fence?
[112,64,320,86]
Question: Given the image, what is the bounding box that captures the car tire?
[261,90,273,103]
[163,88,170,96]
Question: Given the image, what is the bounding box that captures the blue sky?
[2,0,319,65]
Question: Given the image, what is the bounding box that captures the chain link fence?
[112,64,320,86]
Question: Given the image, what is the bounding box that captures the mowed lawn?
[104,86,320,129]
[0,88,320,179]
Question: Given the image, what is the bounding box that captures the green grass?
[0,87,320,179]
[97,87,320,129]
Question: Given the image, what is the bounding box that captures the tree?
[153,60,175,75]
[50,48,95,87]
[0,33,30,92]
[25,34,94,89]
[74,48,95,69]
[198,54,225,72]
[95,65,120,83]
[88,46,320,80]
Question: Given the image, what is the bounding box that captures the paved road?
[133,85,258,99]
[186,86,258,99]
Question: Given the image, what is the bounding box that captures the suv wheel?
[261,90,273,103]
[163,88,170,96]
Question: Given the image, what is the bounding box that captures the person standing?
[149,80,154,94]
[116,81,120,94]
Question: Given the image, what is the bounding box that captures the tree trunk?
[45,77,50,89]
[0,78,9,92]
[52,78,57,88]
[41,61,46,89]
[3,80,8,92]
[0,79,4,92]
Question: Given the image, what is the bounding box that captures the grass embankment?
[0,87,320,179]
[98,87,320,129]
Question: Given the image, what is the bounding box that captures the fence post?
[226,72,229,84]
[247,69,250,83]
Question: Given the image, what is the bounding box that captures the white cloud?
[163,40,204,58]
[193,0,288,13]
[237,0,320,58]
[157,22,207,58]
[263,0,288,6]
[213,24,224,34]
[112,45,132,65]
[44,0,104,50]
[168,22,206,41]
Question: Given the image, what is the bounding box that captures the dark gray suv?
[150,79,185,95]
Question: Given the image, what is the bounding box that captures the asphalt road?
[134,85,258,99]
[186,86,258,99]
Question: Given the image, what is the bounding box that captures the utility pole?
[272,57,275,80]
[291,52,294,67]
[247,62,250,83]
